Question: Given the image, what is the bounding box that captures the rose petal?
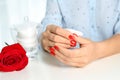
[1,50,23,65]
[1,43,26,55]
[16,55,28,71]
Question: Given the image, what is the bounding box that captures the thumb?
[74,36,91,44]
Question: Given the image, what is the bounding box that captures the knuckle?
[46,25,51,29]
[55,26,60,32]
[55,26,59,30]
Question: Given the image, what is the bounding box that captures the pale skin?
[40,24,120,67]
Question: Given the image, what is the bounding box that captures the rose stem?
[4,42,9,46]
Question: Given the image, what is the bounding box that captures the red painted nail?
[49,47,54,52]
[54,45,59,51]
[50,51,55,56]
[49,47,55,56]
[70,40,76,47]
[68,35,77,47]
[68,35,75,40]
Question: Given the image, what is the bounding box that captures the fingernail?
[68,34,77,47]
[49,47,54,51]
[70,40,76,47]
[54,45,59,51]
[49,47,55,56]
[68,35,75,40]
[50,51,55,56]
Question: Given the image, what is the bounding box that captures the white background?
[0,0,46,50]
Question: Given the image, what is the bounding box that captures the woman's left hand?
[54,36,100,67]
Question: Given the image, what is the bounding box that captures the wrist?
[95,40,119,60]
[95,41,110,59]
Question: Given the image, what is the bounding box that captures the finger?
[46,25,58,33]
[41,39,54,52]
[55,43,71,48]
[44,40,71,50]
[55,55,85,67]
[56,27,72,39]
[55,49,89,63]
[74,36,91,44]
[47,32,70,44]
[58,46,84,58]
[48,42,72,53]
[42,39,71,53]
[47,25,79,47]
[53,46,88,67]
[55,49,81,63]
[47,25,72,39]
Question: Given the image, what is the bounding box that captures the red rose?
[0,43,28,72]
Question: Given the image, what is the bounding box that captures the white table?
[0,48,120,80]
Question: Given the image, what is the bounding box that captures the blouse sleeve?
[114,4,120,35]
[39,0,63,32]
[114,15,120,34]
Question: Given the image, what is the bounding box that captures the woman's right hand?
[40,24,74,52]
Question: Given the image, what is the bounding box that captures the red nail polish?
[49,47,54,52]
[68,35,77,47]
[50,51,55,56]
[70,40,76,47]
[49,47,55,56]
[54,45,59,51]
[68,35,75,40]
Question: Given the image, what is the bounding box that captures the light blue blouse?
[40,0,120,42]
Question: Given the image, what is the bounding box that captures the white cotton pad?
[65,28,83,36]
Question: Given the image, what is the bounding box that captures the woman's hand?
[41,25,73,52]
[41,25,120,67]
[54,36,101,67]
